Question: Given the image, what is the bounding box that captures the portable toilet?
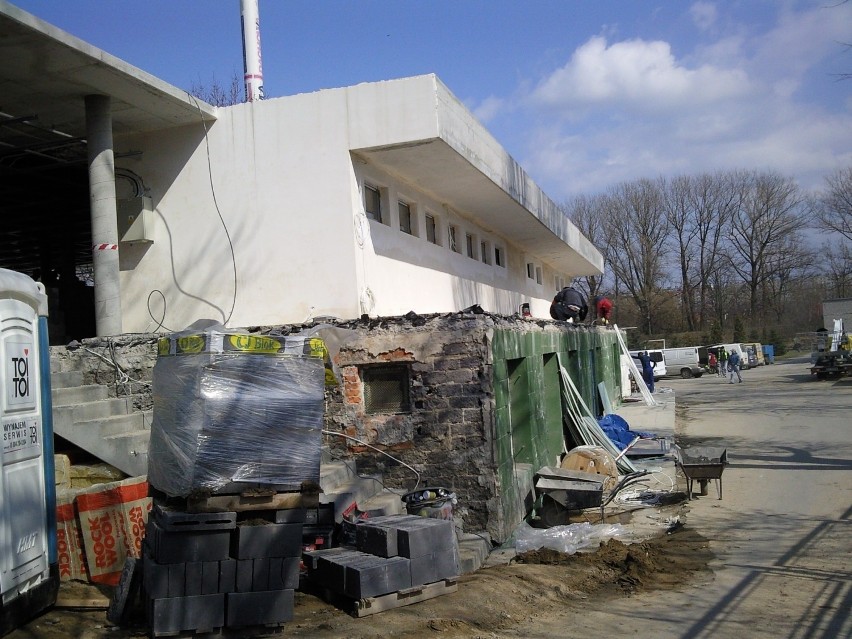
[0,269,59,635]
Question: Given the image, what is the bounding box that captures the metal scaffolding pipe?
[85,94,122,336]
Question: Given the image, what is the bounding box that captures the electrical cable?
[321,429,421,491]
[143,94,238,332]
[188,93,238,325]
[146,290,173,333]
[82,340,151,397]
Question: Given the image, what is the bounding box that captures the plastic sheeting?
[597,414,655,450]
[514,521,633,554]
[147,325,326,498]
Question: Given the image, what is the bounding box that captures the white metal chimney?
[240,0,264,101]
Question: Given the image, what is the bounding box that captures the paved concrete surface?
[517,356,852,638]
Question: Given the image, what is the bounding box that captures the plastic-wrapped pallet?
[147,325,326,498]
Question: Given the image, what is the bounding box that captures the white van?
[662,347,704,378]
[629,349,667,381]
[709,343,750,370]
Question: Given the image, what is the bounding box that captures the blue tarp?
[598,414,655,450]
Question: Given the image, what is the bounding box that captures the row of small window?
[527,265,567,293]
[365,183,506,267]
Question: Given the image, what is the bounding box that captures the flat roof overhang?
[0,2,216,141]
[0,2,217,274]
[353,138,604,277]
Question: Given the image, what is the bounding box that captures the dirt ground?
[9,521,713,639]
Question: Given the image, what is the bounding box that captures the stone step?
[319,475,385,523]
[57,426,149,478]
[53,397,135,427]
[51,370,83,389]
[319,460,357,495]
[101,430,150,477]
[359,490,406,517]
[457,532,492,574]
[52,384,109,405]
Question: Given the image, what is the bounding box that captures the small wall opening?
[361,364,411,414]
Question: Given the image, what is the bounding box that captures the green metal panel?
[507,358,533,465]
[490,327,621,532]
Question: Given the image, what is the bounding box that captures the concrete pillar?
[85,94,122,336]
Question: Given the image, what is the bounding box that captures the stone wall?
[321,313,497,536]
[49,314,622,543]
[49,333,160,410]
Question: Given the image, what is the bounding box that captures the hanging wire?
[321,429,421,491]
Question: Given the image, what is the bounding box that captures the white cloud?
[530,36,750,115]
[471,95,504,123]
[516,4,852,200]
[689,2,718,31]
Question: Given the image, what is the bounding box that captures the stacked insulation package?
[142,326,327,634]
[147,327,326,497]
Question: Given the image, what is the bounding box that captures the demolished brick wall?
[49,314,621,544]
[322,314,496,536]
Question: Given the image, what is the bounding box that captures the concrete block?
[231,522,303,559]
[184,562,202,596]
[142,553,169,599]
[225,590,294,628]
[148,594,224,636]
[167,563,185,598]
[274,508,307,524]
[252,558,271,591]
[152,504,236,532]
[146,520,232,564]
[408,553,437,585]
[343,555,411,599]
[356,522,398,557]
[201,561,219,595]
[236,560,254,593]
[268,557,300,590]
[219,559,237,594]
[309,548,411,599]
[365,516,456,558]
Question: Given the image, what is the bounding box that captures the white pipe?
[85,94,122,336]
[240,0,264,101]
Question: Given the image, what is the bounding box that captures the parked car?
[662,347,704,378]
[629,349,667,381]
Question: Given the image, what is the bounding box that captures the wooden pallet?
[185,490,319,513]
[350,578,459,617]
[150,486,319,513]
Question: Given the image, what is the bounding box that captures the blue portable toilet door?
[0,295,50,603]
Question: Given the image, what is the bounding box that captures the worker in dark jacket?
[637,351,656,393]
[550,286,588,323]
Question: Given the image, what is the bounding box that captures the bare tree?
[812,165,852,242]
[728,171,809,318]
[190,71,243,106]
[563,194,610,311]
[602,178,671,334]
[821,240,852,298]
[661,175,700,330]
[762,232,816,322]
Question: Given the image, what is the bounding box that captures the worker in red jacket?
[595,296,613,325]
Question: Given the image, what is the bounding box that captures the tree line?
[563,166,852,348]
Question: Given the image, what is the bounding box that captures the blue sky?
[13,0,852,200]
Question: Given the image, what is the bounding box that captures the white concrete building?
[0,3,602,336]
